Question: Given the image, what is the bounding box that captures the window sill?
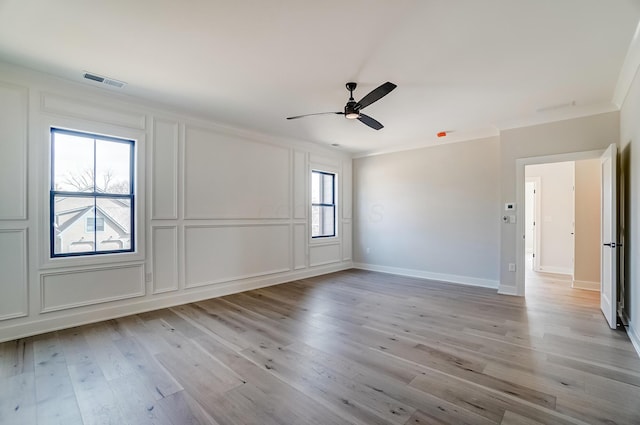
[40,250,145,271]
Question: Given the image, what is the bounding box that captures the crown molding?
[613,20,640,108]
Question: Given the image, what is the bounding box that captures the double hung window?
[311,170,336,238]
[50,128,135,257]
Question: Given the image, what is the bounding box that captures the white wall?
[353,137,501,288]
[0,62,353,342]
[574,158,601,289]
[525,162,574,275]
[620,52,640,353]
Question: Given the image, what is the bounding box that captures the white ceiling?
[1,0,639,154]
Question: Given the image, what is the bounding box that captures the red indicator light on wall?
[437,131,447,138]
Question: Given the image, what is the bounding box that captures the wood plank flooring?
[1,269,639,425]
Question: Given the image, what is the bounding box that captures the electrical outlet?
[145,272,153,283]
[508,263,516,272]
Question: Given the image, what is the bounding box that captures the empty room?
[1,1,640,424]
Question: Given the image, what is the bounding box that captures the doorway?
[514,146,619,328]
[514,149,603,293]
[523,160,600,295]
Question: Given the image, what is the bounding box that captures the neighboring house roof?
[54,197,130,234]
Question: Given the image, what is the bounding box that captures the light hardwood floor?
[1,269,639,425]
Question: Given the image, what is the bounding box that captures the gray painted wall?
[353,137,501,286]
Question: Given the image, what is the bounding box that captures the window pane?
[311,205,335,237]
[322,173,334,204]
[96,139,131,194]
[85,217,105,232]
[311,171,320,204]
[96,198,132,252]
[53,195,96,254]
[53,132,95,192]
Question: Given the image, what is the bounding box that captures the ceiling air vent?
[83,72,126,89]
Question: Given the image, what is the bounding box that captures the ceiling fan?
[286,81,397,130]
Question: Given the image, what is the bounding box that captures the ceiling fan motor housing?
[345,101,360,119]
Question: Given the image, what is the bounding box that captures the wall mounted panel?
[342,222,352,261]
[342,160,353,219]
[293,224,307,270]
[41,265,145,313]
[0,229,28,320]
[152,119,179,219]
[0,82,27,220]
[293,151,307,219]
[185,224,290,287]
[152,226,179,294]
[310,243,341,267]
[184,126,290,219]
[41,93,146,130]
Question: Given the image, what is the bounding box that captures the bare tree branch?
[63,168,128,193]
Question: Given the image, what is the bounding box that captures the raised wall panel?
[0,229,28,320]
[342,222,352,261]
[185,225,290,287]
[41,93,146,130]
[184,126,290,219]
[41,265,145,313]
[293,151,307,219]
[310,154,339,169]
[293,224,307,270]
[0,82,27,220]
[152,226,178,294]
[152,119,179,219]
[342,160,353,219]
[310,243,341,267]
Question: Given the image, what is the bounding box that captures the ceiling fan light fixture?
[286,81,396,130]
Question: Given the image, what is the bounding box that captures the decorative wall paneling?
[40,92,146,130]
[184,224,291,288]
[151,225,179,294]
[293,223,308,270]
[342,222,353,261]
[0,64,352,343]
[293,151,308,219]
[40,264,145,313]
[310,243,342,267]
[0,229,28,320]
[183,125,290,220]
[151,119,179,220]
[0,82,28,220]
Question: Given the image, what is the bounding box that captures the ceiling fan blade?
[286,112,343,120]
[356,82,397,110]
[358,113,384,130]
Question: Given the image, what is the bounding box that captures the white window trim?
[309,164,340,245]
[39,116,146,269]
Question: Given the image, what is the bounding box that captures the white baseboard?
[497,285,519,296]
[0,262,351,343]
[537,266,573,275]
[352,263,499,289]
[628,324,640,359]
[571,280,600,291]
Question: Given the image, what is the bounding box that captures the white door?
[601,143,617,329]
